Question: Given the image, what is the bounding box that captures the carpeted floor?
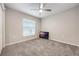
[1,38,79,56]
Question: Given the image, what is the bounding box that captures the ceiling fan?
[31,3,52,15]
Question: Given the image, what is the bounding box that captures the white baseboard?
[5,37,37,47]
[5,37,79,49]
[50,39,79,47]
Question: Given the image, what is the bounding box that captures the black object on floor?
[39,31,49,39]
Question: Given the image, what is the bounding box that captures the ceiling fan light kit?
[31,3,52,15]
[39,9,43,13]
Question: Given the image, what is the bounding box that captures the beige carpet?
[1,38,79,56]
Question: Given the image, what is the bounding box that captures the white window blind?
[23,19,36,36]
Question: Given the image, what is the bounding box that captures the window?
[23,19,36,36]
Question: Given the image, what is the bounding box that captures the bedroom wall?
[2,4,5,48]
[41,6,79,46]
[5,8,41,46]
[0,4,5,54]
[0,4,3,54]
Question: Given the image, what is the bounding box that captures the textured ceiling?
[5,3,79,18]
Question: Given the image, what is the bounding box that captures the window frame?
[22,18,36,37]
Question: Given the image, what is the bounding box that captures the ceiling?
[5,3,79,18]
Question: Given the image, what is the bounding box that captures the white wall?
[0,4,5,54]
[2,4,5,48]
[0,4,3,54]
[41,6,79,46]
[5,8,41,46]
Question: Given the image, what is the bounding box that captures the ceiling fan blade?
[40,3,43,9]
[44,9,52,12]
[31,9,39,10]
[31,3,45,11]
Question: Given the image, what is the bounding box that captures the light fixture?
[39,3,43,13]
[31,3,52,14]
[39,9,43,13]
